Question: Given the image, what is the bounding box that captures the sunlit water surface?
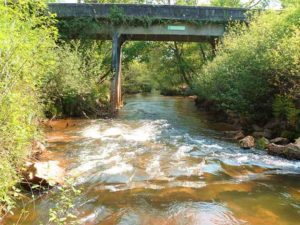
[4,94,300,225]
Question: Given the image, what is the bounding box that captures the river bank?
[194,96,300,160]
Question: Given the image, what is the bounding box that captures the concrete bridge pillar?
[111,33,125,113]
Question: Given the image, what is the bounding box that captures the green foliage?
[43,41,110,118]
[106,4,228,28]
[210,0,271,8]
[256,137,269,150]
[121,40,213,96]
[0,0,111,216]
[108,5,164,27]
[175,0,198,5]
[109,5,126,25]
[145,41,211,93]
[48,179,81,225]
[273,96,300,127]
[194,7,300,125]
[0,0,57,212]
[281,0,300,8]
[123,59,153,94]
[57,17,101,39]
[86,0,145,3]
[210,0,242,7]
[121,40,208,96]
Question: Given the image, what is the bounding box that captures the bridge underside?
[88,23,225,41]
[97,23,224,112]
[59,22,225,112]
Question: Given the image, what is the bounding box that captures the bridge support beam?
[110,33,124,113]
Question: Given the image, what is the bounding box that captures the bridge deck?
[48,3,247,22]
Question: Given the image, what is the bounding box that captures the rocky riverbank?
[20,119,82,193]
[195,97,300,160]
[21,140,65,190]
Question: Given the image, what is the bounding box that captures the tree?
[210,0,242,7]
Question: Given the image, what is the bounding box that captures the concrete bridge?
[48,3,247,112]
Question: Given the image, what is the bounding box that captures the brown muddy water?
[3,94,300,225]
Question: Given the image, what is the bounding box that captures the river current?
[4,94,300,224]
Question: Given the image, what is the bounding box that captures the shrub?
[194,8,300,124]
[0,0,56,211]
[42,41,110,118]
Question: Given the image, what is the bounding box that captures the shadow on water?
[4,93,300,225]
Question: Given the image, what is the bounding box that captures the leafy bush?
[43,41,110,118]
[0,0,56,211]
[273,96,299,126]
[48,179,81,225]
[123,59,153,94]
[0,0,112,215]
[194,7,300,124]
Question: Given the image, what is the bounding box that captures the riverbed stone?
[22,161,65,188]
[239,136,255,149]
[267,143,300,160]
[270,137,290,145]
[295,137,300,145]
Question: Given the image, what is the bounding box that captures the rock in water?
[270,137,290,145]
[239,136,255,149]
[23,161,65,187]
[267,143,300,160]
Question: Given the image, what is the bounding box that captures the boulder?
[295,137,300,145]
[270,137,290,145]
[22,161,65,188]
[267,143,300,160]
[239,136,255,149]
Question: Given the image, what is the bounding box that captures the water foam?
[102,162,134,175]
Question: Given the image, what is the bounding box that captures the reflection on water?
[4,94,300,225]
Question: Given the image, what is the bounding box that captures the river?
[4,94,300,225]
